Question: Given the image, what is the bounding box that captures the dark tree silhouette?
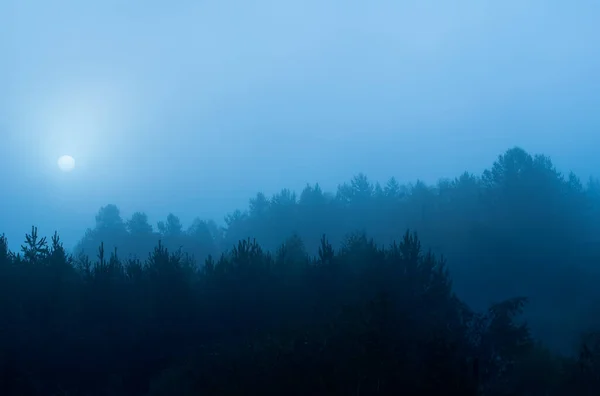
[2,147,600,395]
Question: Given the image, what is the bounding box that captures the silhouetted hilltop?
[2,147,600,395]
[74,147,600,353]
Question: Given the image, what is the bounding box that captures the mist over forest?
[4,0,600,395]
[3,147,600,395]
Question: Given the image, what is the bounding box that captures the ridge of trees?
[2,146,600,394]
[75,147,600,353]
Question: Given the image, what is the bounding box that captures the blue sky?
[1,0,600,250]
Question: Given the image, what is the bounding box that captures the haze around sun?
[58,155,75,172]
[1,0,599,253]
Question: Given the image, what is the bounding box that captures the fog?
[4,2,600,394]
[2,1,600,247]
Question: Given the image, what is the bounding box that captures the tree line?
[1,146,599,395]
[76,147,600,352]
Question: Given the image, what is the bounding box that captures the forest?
[2,147,600,395]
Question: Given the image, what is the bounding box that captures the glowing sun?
[57,155,76,172]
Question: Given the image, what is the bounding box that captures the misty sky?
[1,0,600,250]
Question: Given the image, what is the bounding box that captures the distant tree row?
[74,147,600,353]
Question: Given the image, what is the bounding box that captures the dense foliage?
[2,147,600,395]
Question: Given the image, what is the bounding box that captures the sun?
[57,155,76,172]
